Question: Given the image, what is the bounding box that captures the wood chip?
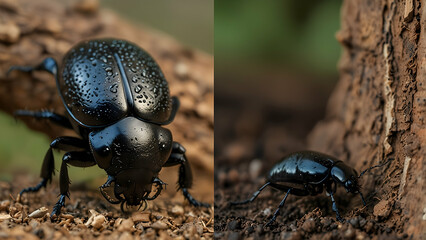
[91,215,105,230]
[171,205,184,216]
[132,212,151,223]
[0,213,11,221]
[151,220,168,230]
[28,207,48,218]
[117,218,134,232]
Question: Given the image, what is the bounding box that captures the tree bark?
[0,0,213,201]
[308,0,425,237]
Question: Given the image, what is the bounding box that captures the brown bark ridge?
[0,0,213,238]
[308,0,425,238]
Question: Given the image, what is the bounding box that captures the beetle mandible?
[8,39,210,218]
[230,151,391,226]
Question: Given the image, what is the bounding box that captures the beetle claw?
[120,201,126,213]
[145,178,165,200]
[99,177,121,204]
[138,199,148,211]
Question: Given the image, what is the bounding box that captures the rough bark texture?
[0,0,213,238]
[308,0,425,238]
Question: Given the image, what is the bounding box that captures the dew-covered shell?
[58,39,172,127]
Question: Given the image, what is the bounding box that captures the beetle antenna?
[359,192,366,206]
[358,158,393,178]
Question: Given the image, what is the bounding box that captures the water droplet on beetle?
[135,85,142,93]
[132,76,138,83]
[105,67,113,76]
[110,84,118,93]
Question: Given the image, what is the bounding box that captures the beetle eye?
[100,146,111,155]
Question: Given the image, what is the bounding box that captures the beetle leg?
[7,57,58,76]
[62,151,97,167]
[230,182,271,205]
[20,137,88,197]
[327,189,344,222]
[51,150,97,218]
[19,147,55,197]
[265,188,292,227]
[50,137,88,151]
[14,110,73,129]
[51,159,70,219]
[163,142,210,208]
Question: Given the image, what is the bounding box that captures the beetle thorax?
[88,117,173,175]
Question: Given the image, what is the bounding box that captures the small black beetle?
[9,39,209,217]
[230,151,390,226]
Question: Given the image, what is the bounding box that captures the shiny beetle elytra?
[8,38,209,218]
[230,151,390,227]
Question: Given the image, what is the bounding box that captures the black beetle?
[230,151,391,226]
[8,38,210,217]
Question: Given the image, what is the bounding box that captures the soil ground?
[0,172,213,240]
[214,72,408,239]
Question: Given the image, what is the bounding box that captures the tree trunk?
[308,0,425,237]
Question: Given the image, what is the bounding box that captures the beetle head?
[99,169,166,210]
[331,162,360,193]
[114,169,154,206]
[90,117,172,209]
[343,176,360,193]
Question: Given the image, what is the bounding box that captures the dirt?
[215,164,407,240]
[213,71,410,239]
[0,174,213,239]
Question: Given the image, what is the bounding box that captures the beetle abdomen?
[267,151,337,184]
[59,39,172,127]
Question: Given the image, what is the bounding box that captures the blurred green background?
[0,0,213,182]
[215,0,341,78]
